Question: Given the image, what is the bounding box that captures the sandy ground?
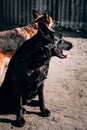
[0,31,87,130]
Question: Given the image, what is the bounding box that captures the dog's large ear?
[38,22,49,35]
[32,10,41,19]
[43,10,50,24]
[38,22,54,40]
[39,21,55,33]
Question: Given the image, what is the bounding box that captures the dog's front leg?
[38,84,51,117]
[15,84,25,127]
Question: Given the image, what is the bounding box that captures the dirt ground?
[0,30,87,130]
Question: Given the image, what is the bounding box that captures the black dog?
[0,22,73,127]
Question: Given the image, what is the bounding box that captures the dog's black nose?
[68,43,73,50]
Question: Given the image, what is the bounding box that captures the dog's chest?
[23,64,49,101]
[19,45,51,69]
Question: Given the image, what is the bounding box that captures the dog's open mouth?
[57,49,67,59]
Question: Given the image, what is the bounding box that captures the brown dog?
[0,10,56,76]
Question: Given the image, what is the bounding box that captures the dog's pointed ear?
[38,22,49,35]
[43,10,50,24]
[32,9,41,19]
[38,22,54,42]
[39,22,55,34]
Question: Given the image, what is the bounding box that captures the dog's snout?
[63,39,73,50]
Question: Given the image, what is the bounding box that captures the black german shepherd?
[0,22,73,127]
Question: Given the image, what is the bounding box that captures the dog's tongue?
[60,49,67,58]
[57,49,68,59]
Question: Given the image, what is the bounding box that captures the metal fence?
[0,0,87,29]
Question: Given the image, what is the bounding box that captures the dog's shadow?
[25,100,41,116]
[27,100,40,107]
[0,118,13,125]
[0,100,41,126]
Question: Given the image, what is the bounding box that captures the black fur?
[0,22,73,127]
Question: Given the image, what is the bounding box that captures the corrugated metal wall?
[0,0,87,29]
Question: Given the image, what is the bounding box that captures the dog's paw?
[16,118,26,127]
[41,109,51,117]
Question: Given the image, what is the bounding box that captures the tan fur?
[0,51,14,75]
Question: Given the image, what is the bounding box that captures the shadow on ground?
[0,100,41,127]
